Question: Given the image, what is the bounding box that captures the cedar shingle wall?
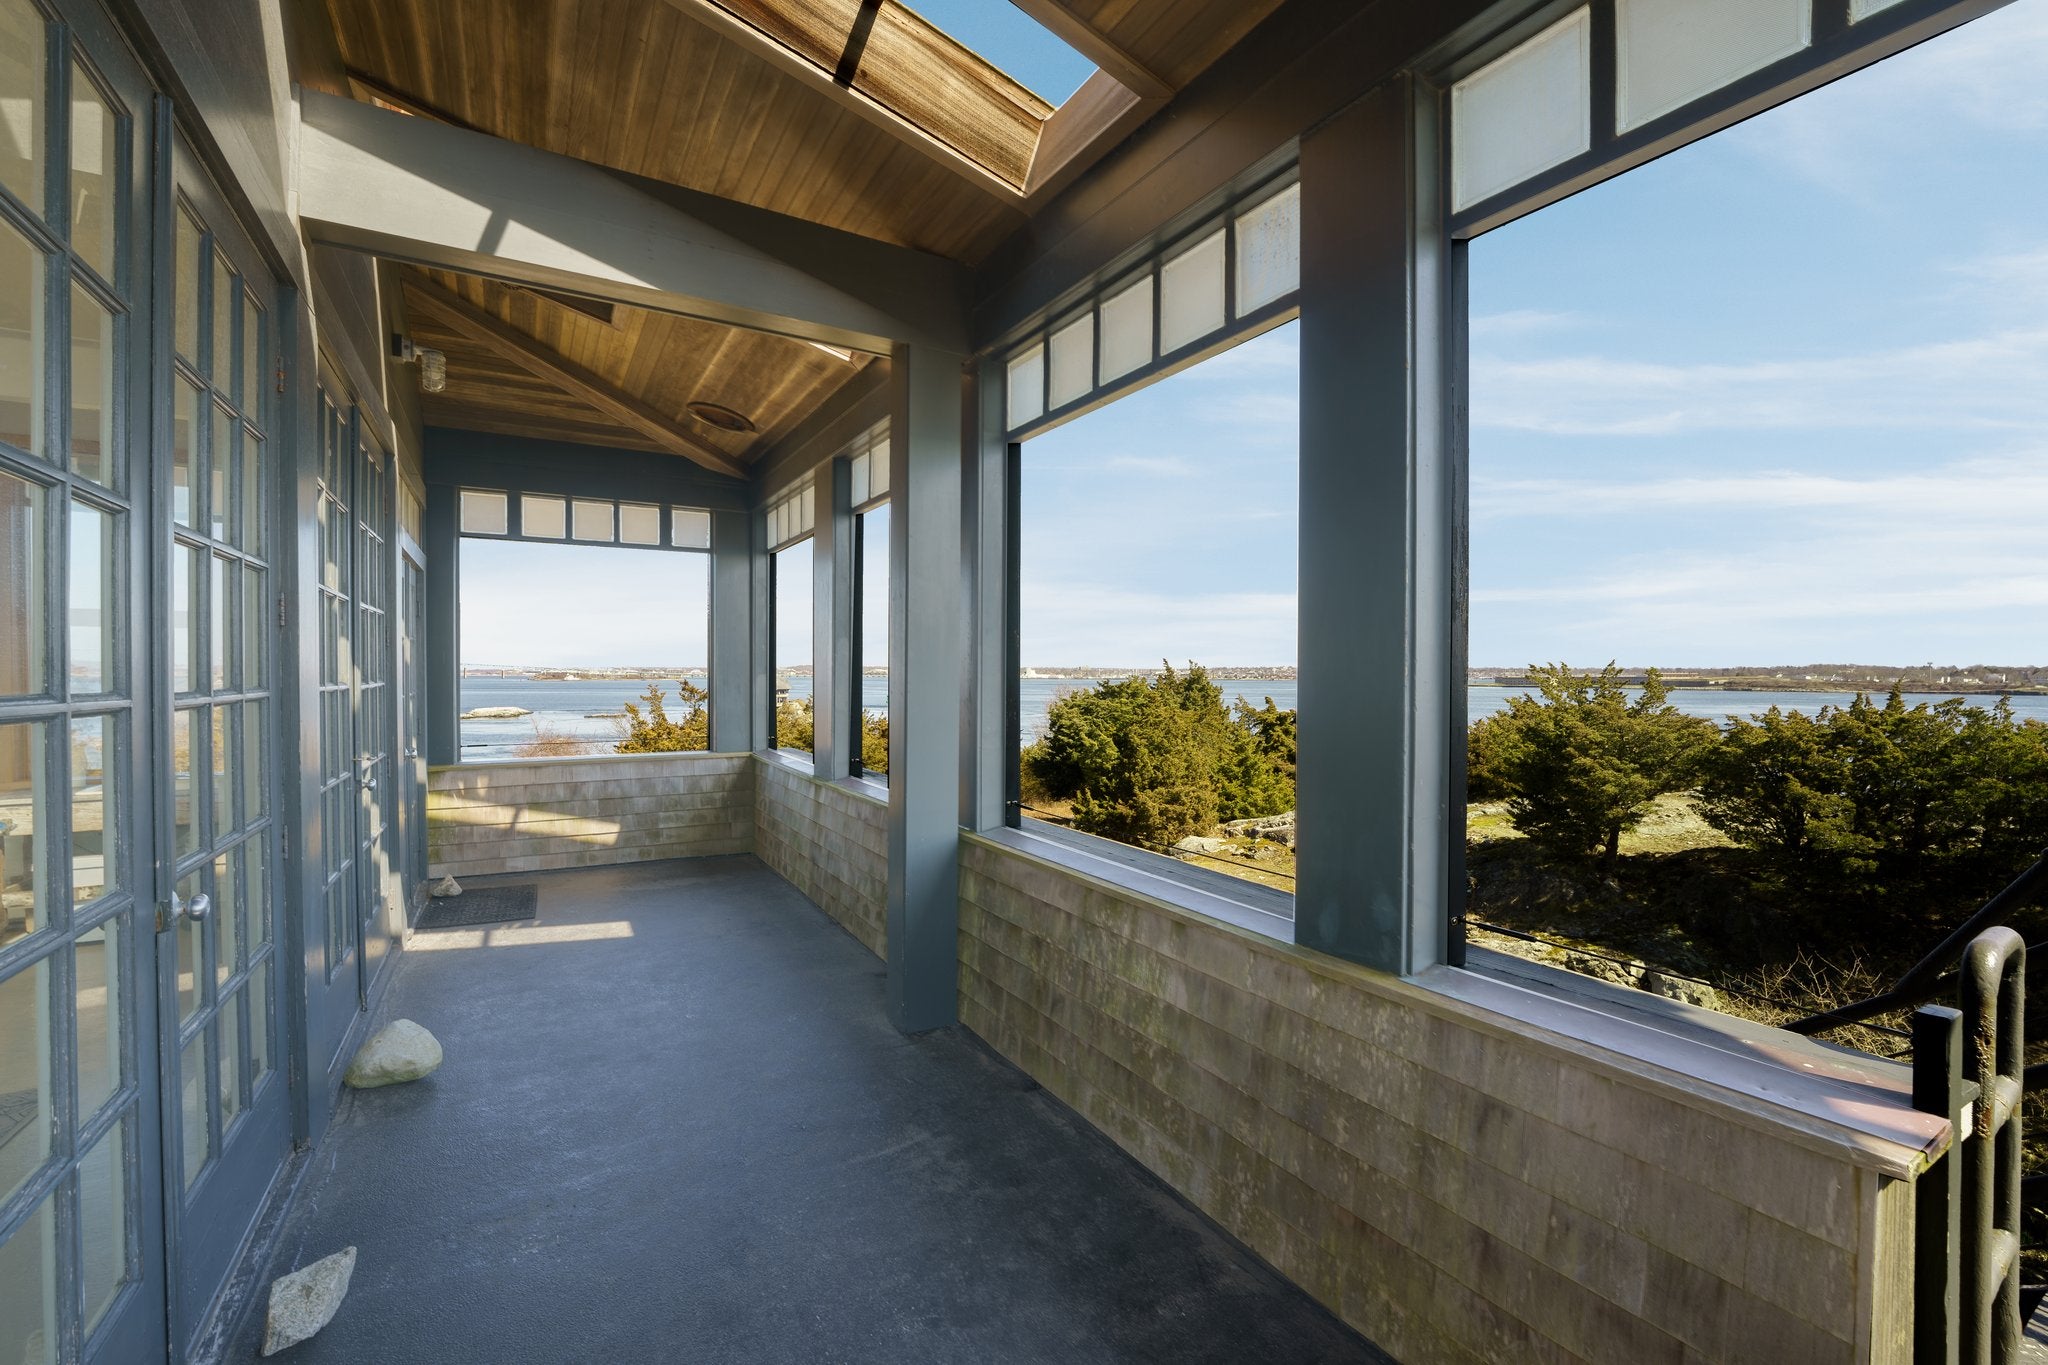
[753,758,888,957]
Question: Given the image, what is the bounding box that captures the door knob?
[171,891,211,922]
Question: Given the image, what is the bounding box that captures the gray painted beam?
[296,90,969,354]
[423,483,461,767]
[961,359,1011,832]
[887,344,967,1032]
[812,462,855,779]
[1293,77,1454,976]
[710,510,754,753]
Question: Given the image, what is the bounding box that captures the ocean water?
[458,674,2048,762]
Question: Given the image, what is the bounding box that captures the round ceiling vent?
[687,401,755,434]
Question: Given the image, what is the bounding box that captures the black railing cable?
[1786,847,2048,1036]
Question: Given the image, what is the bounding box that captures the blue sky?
[463,541,710,668]
[463,2,2048,672]
[898,1,1095,104]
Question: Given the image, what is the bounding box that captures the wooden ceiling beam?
[1003,0,1172,100]
[404,276,750,479]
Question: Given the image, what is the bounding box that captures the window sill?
[975,822,1295,942]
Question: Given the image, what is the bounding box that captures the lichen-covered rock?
[263,1247,356,1355]
[1639,968,1722,1010]
[344,1019,443,1088]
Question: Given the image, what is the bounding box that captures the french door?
[157,134,289,1346]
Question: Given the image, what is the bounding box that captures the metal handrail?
[1785,849,2048,1036]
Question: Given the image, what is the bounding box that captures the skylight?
[898,0,1097,105]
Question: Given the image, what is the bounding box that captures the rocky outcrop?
[459,706,531,719]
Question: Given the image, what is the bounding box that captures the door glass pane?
[69,62,116,282]
[213,849,237,984]
[0,222,41,458]
[247,841,268,949]
[67,498,110,694]
[0,953,51,1203]
[171,543,196,692]
[79,1115,129,1336]
[173,206,199,363]
[0,1189,55,1365]
[179,1029,205,1187]
[248,961,269,1085]
[240,292,259,417]
[74,916,119,1119]
[68,283,113,486]
[241,699,265,825]
[242,429,262,553]
[210,705,231,841]
[170,708,195,856]
[241,566,263,690]
[0,471,42,696]
[68,715,113,907]
[0,0,45,214]
[0,721,43,947]
[172,377,197,526]
[174,868,200,1021]
[210,252,233,391]
[218,989,241,1131]
[208,405,227,540]
[210,554,228,691]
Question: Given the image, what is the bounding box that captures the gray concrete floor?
[229,856,1387,1363]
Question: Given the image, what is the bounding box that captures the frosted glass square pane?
[867,442,890,498]
[618,502,659,545]
[0,219,42,456]
[1616,0,1809,132]
[520,494,564,539]
[458,489,505,535]
[571,498,612,542]
[795,490,814,536]
[1235,183,1300,314]
[1452,9,1592,212]
[1098,275,1153,383]
[0,0,44,215]
[1048,313,1093,409]
[1850,0,1906,15]
[1006,344,1044,427]
[849,451,869,506]
[671,507,710,549]
[1160,229,1224,354]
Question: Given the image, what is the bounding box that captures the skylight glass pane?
[1849,0,1907,16]
[459,489,506,535]
[1616,0,1809,132]
[671,507,710,549]
[571,498,613,542]
[1099,274,1153,383]
[895,0,1097,105]
[1007,344,1045,427]
[1452,10,1592,212]
[1235,183,1301,314]
[1048,313,1093,409]
[521,494,565,539]
[1159,230,1225,355]
[619,502,660,545]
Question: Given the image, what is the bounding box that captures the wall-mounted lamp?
[392,335,448,394]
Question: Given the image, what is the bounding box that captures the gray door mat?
[416,883,539,930]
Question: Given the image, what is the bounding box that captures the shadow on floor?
[227,855,1387,1364]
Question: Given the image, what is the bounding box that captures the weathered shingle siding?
[957,835,1902,1365]
[753,758,888,957]
[426,753,754,878]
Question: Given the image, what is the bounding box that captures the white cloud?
[1472,325,2048,435]
[1469,309,1585,341]
[1473,455,2048,522]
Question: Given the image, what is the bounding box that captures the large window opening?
[770,538,813,757]
[853,496,890,780]
[1459,2,2048,1050]
[458,539,710,762]
[1015,321,1299,897]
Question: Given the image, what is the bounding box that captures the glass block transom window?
[1004,176,1299,434]
[457,487,712,552]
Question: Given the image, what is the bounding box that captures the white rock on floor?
[430,875,462,897]
[344,1019,444,1089]
[263,1247,357,1356]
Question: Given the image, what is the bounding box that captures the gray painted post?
[1294,76,1456,975]
[423,483,461,766]
[710,508,755,752]
[813,461,854,774]
[961,359,1010,831]
[887,343,967,1031]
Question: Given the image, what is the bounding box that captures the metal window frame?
[452,484,714,555]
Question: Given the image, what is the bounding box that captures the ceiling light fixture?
[686,401,755,434]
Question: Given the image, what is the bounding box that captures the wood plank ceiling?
[325,0,1287,461]
[397,268,871,471]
